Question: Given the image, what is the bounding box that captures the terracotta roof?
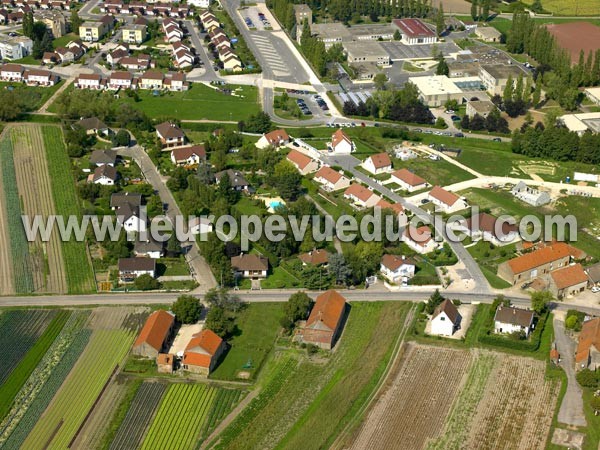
[392,168,426,187]
[171,145,206,162]
[156,121,184,139]
[263,129,289,145]
[315,166,343,184]
[157,353,174,365]
[133,310,174,351]
[110,71,132,80]
[366,152,392,169]
[464,213,517,240]
[376,199,404,214]
[306,290,346,331]
[186,328,223,355]
[142,70,164,80]
[299,249,330,265]
[287,149,314,170]
[576,318,600,363]
[231,254,268,271]
[25,69,51,78]
[507,243,571,274]
[344,183,376,202]
[331,129,352,148]
[433,299,460,323]
[494,305,534,328]
[550,348,559,360]
[393,18,436,38]
[429,185,460,207]
[381,254,416,271]
[550,263,588,290]
[404,225,432,246]
[1,63,24,72]
[182,352,211,367]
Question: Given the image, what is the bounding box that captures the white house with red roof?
[404,225,436,254]
[380,254,416,284]
[256,129,290,149]
[286,149,318,175]
[343,183,381,208]
[428,185,467,213]
[390,168,427,192]
[313,166,350,191]
[362,152,392,175]
[392,18,437,44]
[328,129,355,154]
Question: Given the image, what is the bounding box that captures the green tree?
[22,12,34,38]
[565,315,578,330]
[70,9,82,33]
[205,306,235,338]
[273,159,302,200]
[482,0,490,21]
[502,75,514,104]
[112,129,131,147]
[576,369,599,388]
[425,289,445,315]
[531,290,553,314]
[393,29,402,41]
[471,0,478,21]
[328,253,350,285]
[243,111,272,133]
[133,274,160,291]
[531,82,542,107]
[172,295,203,323]
[0,91,24,121]
[436,58,449,76]
[281,291,312,330]
[373,73,388,90]
[205,287,243,312]
[436,3,446,36]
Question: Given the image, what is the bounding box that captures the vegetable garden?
[42,125,95,294]
[140,384,219,450]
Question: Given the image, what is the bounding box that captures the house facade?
[231,254,268,279]
[390,168,427,192]
[494,305,534,337]
[430,299,462,336]
[297,290,346,350]
[576,318,600,371]
[131,309,175,358]
[404,225,436,254]
[363,152,392,175]
[428,185,467,213]
[182,329,226,375]
[549,263,588,299]
[286,149,319,175]
[380,254,416,284]
[313,166,350,191]
[343,183,380,208]
[118,257,156,281]
[497,243,572,285]
[328,129,355,154]
[256,129,290,149]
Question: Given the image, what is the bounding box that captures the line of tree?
[342,81,434,124]
[23,12,53,59]
[470,0,492,22]
[511,123,600,164]
[299,21,346,76]
[460,109,509,134]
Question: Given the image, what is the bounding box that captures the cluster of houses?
[42,40,86,66]
[100,0,192,18]
[162,18,195,68]
[132,309,226,376]
[0,63,59,85]
[497,241,591,298]
[75,69,188,91]
[0,0,71,26]
[200,10,242,72]
[107,43,153,70]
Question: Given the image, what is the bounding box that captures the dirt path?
[0,128,15,294]
[200,389,259,450]
[37,77,73,114]
[11,124,67,293]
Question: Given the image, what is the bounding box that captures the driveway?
[554,313,587,427]
[118,146,217,290]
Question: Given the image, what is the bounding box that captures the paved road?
[554,315,587,427]
[184,19,219,82]
[326,153,491,294]
[118,146,217,289]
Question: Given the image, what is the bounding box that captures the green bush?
[478,311,548,352]
[576,369,600,388]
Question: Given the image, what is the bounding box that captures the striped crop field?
[140,384,219,450]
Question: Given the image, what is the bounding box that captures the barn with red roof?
[132,310,175,358]
[182,328,226,375]
[298,290,347,350]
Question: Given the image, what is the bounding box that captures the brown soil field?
[10,124,67,293]
[348,344,472,450]
[431,0,472,14]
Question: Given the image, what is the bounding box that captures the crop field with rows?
[140,384,219,450]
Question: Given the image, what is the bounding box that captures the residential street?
[554,314,587,427]
[117,146,217,289]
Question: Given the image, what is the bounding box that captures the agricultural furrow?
[10,125,67,294]
[0,131,14,295]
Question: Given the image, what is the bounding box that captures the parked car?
[492,137,502,142]
[420,199,430,204]
[454,132,464,138]
[413,128,422,133]
[451,115,461,121]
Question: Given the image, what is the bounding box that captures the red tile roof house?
[256,129,290,149]
[392,18,437,45]
[155,121,186,148]
[575,318,600,371]
[170,144,206,167]
[549,263,589,299]
[362,152,392,175]
[328,129,355,154]
[231,253,268,279]
[299,249,330,266]
[343,183,381,208]
[376,199,405,216]
[313,166,350,191]
[182,329,226,376]
[403,225,436,254]
[380,254,416,284]
[427,185,467,213]
[286,149,318,175]
[118,257,156,282]
[390,168,427,192]
[131,309,175,358]
[297,290,347,350]
[455,212,519,247]
[497,242,573,286]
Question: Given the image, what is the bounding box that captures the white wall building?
[430,300,462,336]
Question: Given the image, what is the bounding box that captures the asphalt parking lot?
[380,41,461,60]
[239,6,271,31]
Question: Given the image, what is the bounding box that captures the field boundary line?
[330,303,416,449]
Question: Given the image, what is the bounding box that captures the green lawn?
[118,83,260,121]
[261,266,302,289]
[52,33,79,49]
[466,241,516,289]
[0,81,63,112]
[156,257,190,277]
[392,154,475,186]
[210,303,284,381]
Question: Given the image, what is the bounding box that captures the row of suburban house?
[0,63,59,85]
[162,18,195,68]
[74,70,188,91]
[0,0,71,19]
[200,10,242,72]
[100,0,192,17]
[42,40,87,65]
